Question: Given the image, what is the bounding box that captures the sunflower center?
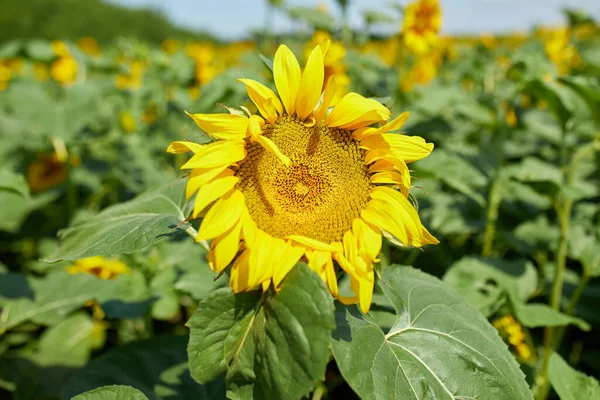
[236,116,372,243]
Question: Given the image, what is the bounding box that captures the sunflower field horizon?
[1,1,599,400]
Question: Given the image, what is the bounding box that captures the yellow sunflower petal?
[237,78,282,124]
[370,171,405,185]
[273,242,305,288]
[185,166,229,199]
[208,218,242,272]
[197,190,245,241]
[369,186,437,247]
[295,45,324,120]
[287,235,340,252]
[353,218,382,261]
[324,255,338,297]
[352,112,410,139]
[167,140,206,154]
[252,135,291,167]
[325,93,391,130]
[192,170,239,217]
[357,272,374,314]
[185,111,248,140]
[181,140,246,170]
[274,45,301,115]
[314,76,338,121]
[229,249,252,293]
[383,134,434,163]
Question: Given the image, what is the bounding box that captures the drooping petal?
[353,218,382,261]
[229,248,252,293]
[272,242,305,287]
[326,92,391,130]
[237,78,282,123]
[383,134,434,163]
[185,165,229,199]
[295,45,324,120]
[273,45,301,115]
[197,190,245,241]
[192,169,239,217]
[252,135,291,167]
[167,140,206,154]
[357,272,374,314]
[185,111,248,139]
[352,111,411,139]
[180,140,246,170]
[208,218,243,272]
[287,235,340,252]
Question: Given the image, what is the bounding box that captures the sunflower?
[402,0,442,54]
[168,42,438,313]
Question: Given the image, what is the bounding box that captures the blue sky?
[108,0,600,39]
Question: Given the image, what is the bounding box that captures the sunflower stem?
[481,177,501,257]
[534,134,596,400]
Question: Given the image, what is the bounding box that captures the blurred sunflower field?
[1,0,600,399]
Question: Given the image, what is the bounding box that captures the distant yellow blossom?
[115,59,145,90]
[27,152,68,193]
[402,0,442,54]
[33,62,49,81]
[161,39,181,55]
[51,56,78,85]
[77,37,101,56]
[67,256,131,280]
[493,314,533,361]
[120,111,136,133]
[540,26,582,75]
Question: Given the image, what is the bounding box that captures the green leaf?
[32,312,106,367]
[187,263,335,400]
[332,266,532,400]
[444,257,538,316]
[558,76,600,127]
[414,149,488,206]
[512,303,590,331]
[0,169,56,233]
[72,385,149,400]
[548,352,600,400]
[0,272,122,332]
[525,79,573,129]
[25,40,55,62]
[61,335,224,400]
[44,180,191,262]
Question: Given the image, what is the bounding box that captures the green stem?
[482,178,502,257]
[553,273,590,348]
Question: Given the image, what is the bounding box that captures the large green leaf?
[558,76,600,127]
[187,263,335,400]
[61,335,224,400]
[72,385,149,400]
[548,352,600,400]
[444,257,537,317]
[332,266,532,400]
[45,180,191,262]
[414,149,488,206]
[0,272,124,332]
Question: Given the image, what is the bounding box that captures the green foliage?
[45,180,192,262]
[72,385,150,400]
[0,0,212,44]
[62,335,225,400]
[548,352,600,399]
[187,264,335,400]
[332,266,532,399]
[1,5,599,400]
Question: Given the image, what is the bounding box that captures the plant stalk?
[482,177,502,257]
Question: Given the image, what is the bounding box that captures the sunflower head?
[168,42,438,313]
[402,0,442,54]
